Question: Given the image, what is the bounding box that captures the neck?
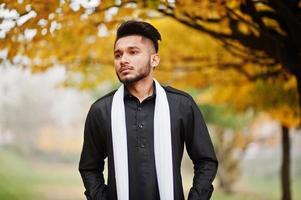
[126,76,154,103]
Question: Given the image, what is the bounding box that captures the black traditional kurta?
[79,84,218,200]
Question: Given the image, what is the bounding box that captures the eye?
[130,50,138,55]
[114,53,122,59]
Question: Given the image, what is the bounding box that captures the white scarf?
[111,79,174,200]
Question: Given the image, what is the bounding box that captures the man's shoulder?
[96,90,117,102]
[163,85,194,102]
[90,89,117,110]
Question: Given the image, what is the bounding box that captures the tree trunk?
[297,75,301,127]
[281,125,291,200]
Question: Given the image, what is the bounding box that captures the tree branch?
[157,7,234,41]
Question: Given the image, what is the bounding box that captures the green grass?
[212,191,273,200]
[0,148,38,200]
[240,174,301,200]
[0,148,83,200]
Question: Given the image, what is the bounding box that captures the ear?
[151,53,160,68]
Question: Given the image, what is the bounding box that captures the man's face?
[114,35,158,84]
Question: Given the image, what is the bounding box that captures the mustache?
[119,65,134,73]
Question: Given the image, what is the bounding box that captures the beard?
[116,62,151,85]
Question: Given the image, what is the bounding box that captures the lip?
[119,67,132,73]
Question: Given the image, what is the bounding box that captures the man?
[79,20,218,200]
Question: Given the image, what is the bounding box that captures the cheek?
[136,54,151,66]
[114,60,119,68]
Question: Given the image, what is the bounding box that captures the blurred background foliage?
[0,0,300,200]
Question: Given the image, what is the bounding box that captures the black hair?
[115,20,162,52]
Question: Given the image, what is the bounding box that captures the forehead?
[114,35,152,50]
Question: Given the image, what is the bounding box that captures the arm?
[185,99,218,200]
[79,106,108,200]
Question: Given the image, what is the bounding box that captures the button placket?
[136,101,146,149]
[138,123,144,129]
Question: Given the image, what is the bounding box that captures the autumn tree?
[154,2,300,200]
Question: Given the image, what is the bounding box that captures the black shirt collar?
[124,80,156,99]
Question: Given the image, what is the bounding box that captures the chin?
[121,78,135,84]
[117,72,147,85]
[119,75,134,84]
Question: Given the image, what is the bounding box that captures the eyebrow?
[114,46,140,54]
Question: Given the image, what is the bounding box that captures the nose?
[120,53,129,65]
